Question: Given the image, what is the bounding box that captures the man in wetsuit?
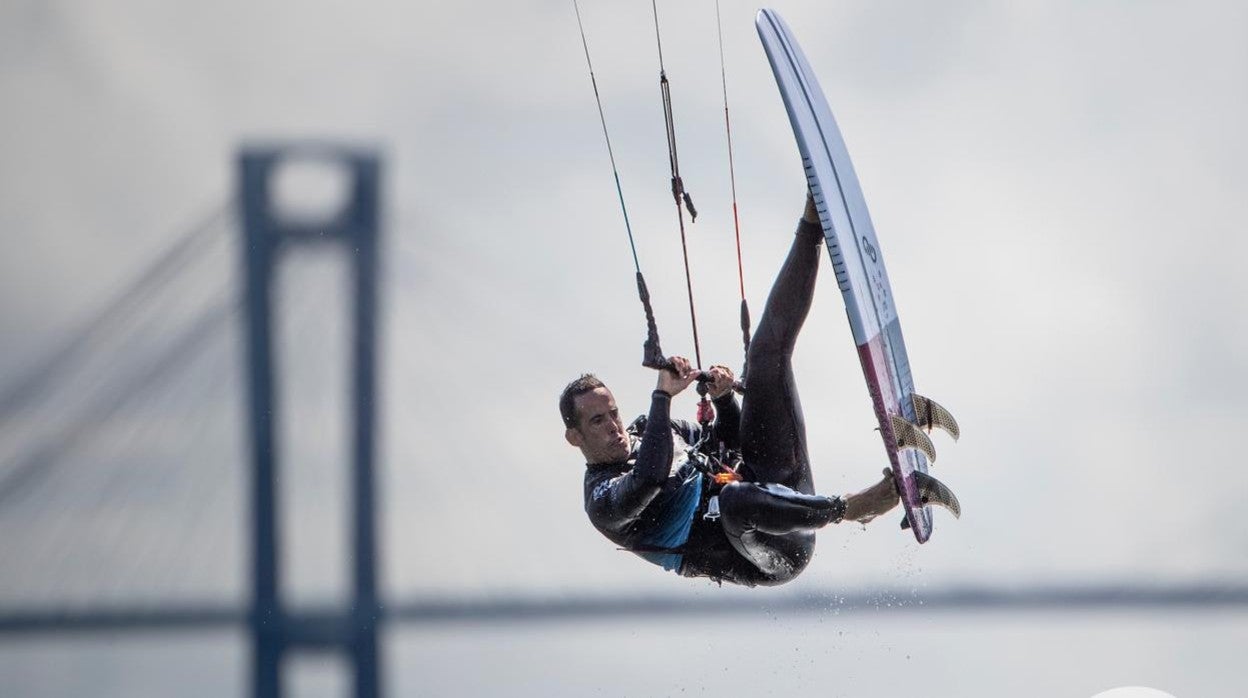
[561,193,922,587]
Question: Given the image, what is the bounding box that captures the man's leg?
[738,198,824,494]
[710,198,825,586]
[714,480,843,585]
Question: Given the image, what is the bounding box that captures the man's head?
[560,373,630,464]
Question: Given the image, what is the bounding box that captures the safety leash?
[651,0,704,375]
[651,0,719,429]
[716,0,752,378]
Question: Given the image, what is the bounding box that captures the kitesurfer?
[562,193,950,586]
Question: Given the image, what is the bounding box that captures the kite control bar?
[643,355,745,396]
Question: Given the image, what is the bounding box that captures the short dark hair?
[559,373,605,428]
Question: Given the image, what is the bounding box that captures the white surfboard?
[757,8,936,541]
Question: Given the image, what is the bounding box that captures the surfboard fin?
[890,414,936,462]
[913,471,961,518]
[911,394,960,441]
[900,471,961,529]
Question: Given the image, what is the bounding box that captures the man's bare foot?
[842,468,901,524]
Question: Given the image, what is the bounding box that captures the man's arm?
[586,391,676,530]
[704,364,740,450]
[585,357,699,531]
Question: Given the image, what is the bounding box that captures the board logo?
[862,236,878,263]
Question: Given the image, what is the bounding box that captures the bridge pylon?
[240,145,382,698]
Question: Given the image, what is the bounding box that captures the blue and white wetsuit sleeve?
[585,391,674,532]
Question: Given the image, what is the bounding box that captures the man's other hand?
[705,364,736,399]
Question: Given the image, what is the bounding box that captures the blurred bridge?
[1,144,1246,698]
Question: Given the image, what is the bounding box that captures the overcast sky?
[1,0,1246,605]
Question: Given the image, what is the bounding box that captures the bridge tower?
[240,145,382,698]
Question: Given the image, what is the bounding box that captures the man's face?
[565,386,631,464]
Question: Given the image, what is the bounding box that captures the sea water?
[0,607,1243,697]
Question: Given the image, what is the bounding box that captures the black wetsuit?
[583,218,846,587]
